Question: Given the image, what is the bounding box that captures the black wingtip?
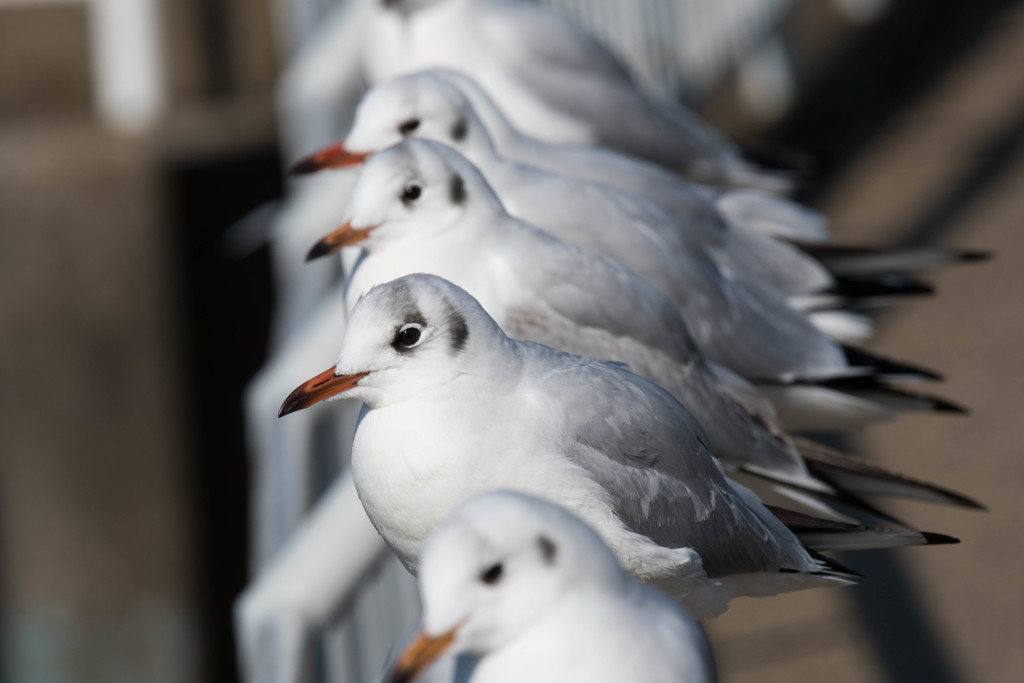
[956,497,988,512]
[959,249,992,262]
[829,275,935,300]
[809,549,864,579]
[801,451,986,512]
[739,138,822,178]
[840,346,944,382]
[877,385,969,415]
[932,396,968,415]
[920,532,960,546]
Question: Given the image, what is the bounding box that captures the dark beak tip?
[288,156,321,176]
[278,388,308,418]
[306,239,332,262]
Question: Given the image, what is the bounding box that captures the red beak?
[279,367,370,417]
[388,628,457,683]
[289,141,371,175]
[306,221,376,261]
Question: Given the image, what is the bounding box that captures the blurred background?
[1,0,1022,681]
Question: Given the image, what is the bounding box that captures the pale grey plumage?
[528,348,818,579]
[366,0,785,190]
[342,85,852,383]
[331,274,844,617]
[342,140,828,496]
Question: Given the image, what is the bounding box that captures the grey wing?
[497,222,826,483]
[475,0,738,167]
[504,224,698,363]
[477,0,634,83]
[540,186,847,382]
[673,245,849,382]
[507,63,737,168]
[540,357,817,578]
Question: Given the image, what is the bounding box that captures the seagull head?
[389,491,627,682]
[290,73,494,175]
[279,274,507,414]
[306,139,503,261]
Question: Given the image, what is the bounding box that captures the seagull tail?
[799,243,991,278]
[754,377,966,432]
[718,135,827,196]
[840,346,944,382]
[794,437,986,511]
[824,274,936,308]
[769,506,960,552]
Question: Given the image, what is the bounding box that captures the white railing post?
[87,0,166,133]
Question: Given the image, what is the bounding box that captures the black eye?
[398,119,420,135]
[396,326,421,347]
[480,563,503,585]
[402,184,422,203]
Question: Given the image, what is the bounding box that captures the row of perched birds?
[236,1,986,681]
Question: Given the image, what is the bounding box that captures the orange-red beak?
[388,628,457,683]
[306,220,377,261]
[289,141,371,175]
[278,367,370,417]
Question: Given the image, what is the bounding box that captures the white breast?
[349,385,586,568]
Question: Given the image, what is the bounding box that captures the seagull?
[427,68,987,276]
[402,69,830,245]
[293,71,984,315]
[362,0,789,192]
[289,71,987,359]
[388,490,717,683]
[291,72,835,306]
[279,273,860,618]
[304,139,965,434]
[306,137,848,382]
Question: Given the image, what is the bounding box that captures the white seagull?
[387,490,717,683]
[306,139,965,435]
[294,71,983,314]
[279,273,859,618]
[362,0,788,191]
[292,72,836,308]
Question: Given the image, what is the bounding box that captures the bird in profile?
[278,274,962,617]
[293,139,980,520]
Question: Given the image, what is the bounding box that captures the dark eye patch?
[449,174,466,205]
[450,116,468,142]
[480,562,504,585]
[447,309,469,352]
[537,535,557,564]
[398,119,420,135]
